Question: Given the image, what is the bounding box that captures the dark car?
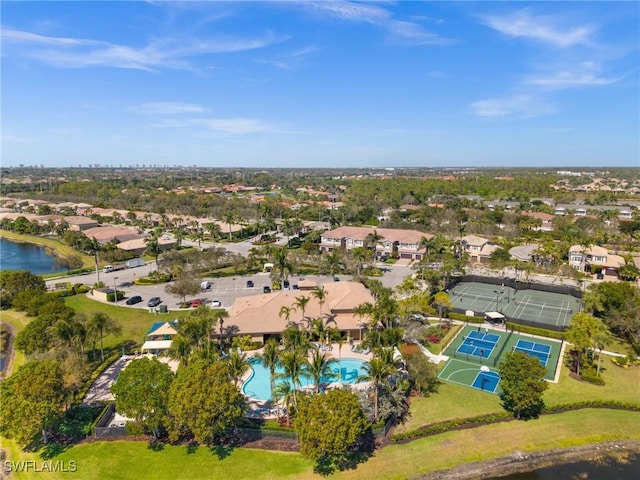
[147,297,162,307]
[283,280,290,290]
[246,280,254,288]
[125,295,142,305]
[263,285,271,294]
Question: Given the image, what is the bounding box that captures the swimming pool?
[243,357,367,401]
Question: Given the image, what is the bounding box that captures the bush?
[106,291,125,302]
[448,312,484,323]
[73,283,90,294]
[505,322,565,340]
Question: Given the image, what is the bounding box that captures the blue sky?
[2,1,638,168]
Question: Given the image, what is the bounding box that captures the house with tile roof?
[225,281,374,343]
[319,226,432,260]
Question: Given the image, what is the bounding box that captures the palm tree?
[225,348,249,386]
[167,335,193,367]
[206,222,222,243]
[349,247,369,279]
[279,305,296,324]
[311,286,328,318]
[294,295,311,323]
[272,247,294,289]
[273,381,294,426]
[255,338,281,401]
[324,249,344,278]
[364,230,383,262]
[87,236,102,284]
[89,313,122,362]
[278,349,306,407]
[358,356,396,421]
[144,233,162,270]
[304,349,337,393]
[223,211,236,241]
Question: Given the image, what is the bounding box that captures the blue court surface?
[457,330,500,358]
[514,339,551,366]
[472,371,500,393]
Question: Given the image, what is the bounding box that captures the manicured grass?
[0,310,28,375]
[3,409,639,480]
[545,359,640,406]
[397,352,640,434]
[395,382,501,434]
[63,295,192,349]
[0,231,94,269]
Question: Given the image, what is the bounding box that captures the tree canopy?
[111,357,174,438]
[294,389,368,469]
[168,360,246,444]
[498,351,548,420]
[0,360,66,446]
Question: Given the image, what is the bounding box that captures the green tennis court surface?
[438,325,563,393]
[449,281,581,330]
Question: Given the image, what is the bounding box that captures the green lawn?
[3,409,639,480]
[397,352,640,434]
[63,296,193,349]
[0,310,29,375]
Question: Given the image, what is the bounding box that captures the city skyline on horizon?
[2,1,639,168]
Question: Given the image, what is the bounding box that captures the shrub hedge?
[391,401,640,443]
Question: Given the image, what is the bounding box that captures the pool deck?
[241,342,374,418]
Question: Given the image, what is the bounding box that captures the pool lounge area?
[241,343,373,412]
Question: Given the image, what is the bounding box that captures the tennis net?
[513,300,574,314]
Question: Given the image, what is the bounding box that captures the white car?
[211,300,222,308]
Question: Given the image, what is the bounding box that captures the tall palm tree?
[167,334,193,367]
[144,233,162,270]
[225,348,249,386]
[87,236,102,284]
[364,230,383,262]
[278,349,306,407]
[255,338,281,401]
[350,247,369,278]
[273,381,294,426]
[294,295,311,323]
[206,222,222,243]
[279,305,296,324]
[272,247,294,289]
[304,349,337,393]
[223,211,236,241]
[89,312,121,362]
[311,286,328,318]
[358,356,396,421]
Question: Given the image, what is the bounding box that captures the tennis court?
[438,358,502,394]
[456,330,500,359]
[449,281,581,330]
[438,325,563,393]
[513,339,551,367]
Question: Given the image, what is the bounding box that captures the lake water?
[0,238,64,274]
[489,453,640,479]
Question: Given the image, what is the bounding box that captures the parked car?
[125,295,142,305]
[147,297,162,307]
[292,284,299,290]
[263,286,271,294]
[211,299,222,308]
[191,299,201,308]
[246,280,254,288]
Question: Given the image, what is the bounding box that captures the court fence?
[448,275,581,332]
[449,275,582,299]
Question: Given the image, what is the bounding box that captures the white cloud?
[470,94,554,119]
[524,62,622,90]
[299,1,452,45]
[525,71,620,90]
[131,102,207,115]
[481,9,594,47]
[151,117,275,135]
[1,27,284,71]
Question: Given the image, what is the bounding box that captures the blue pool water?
[243,357,367,401]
